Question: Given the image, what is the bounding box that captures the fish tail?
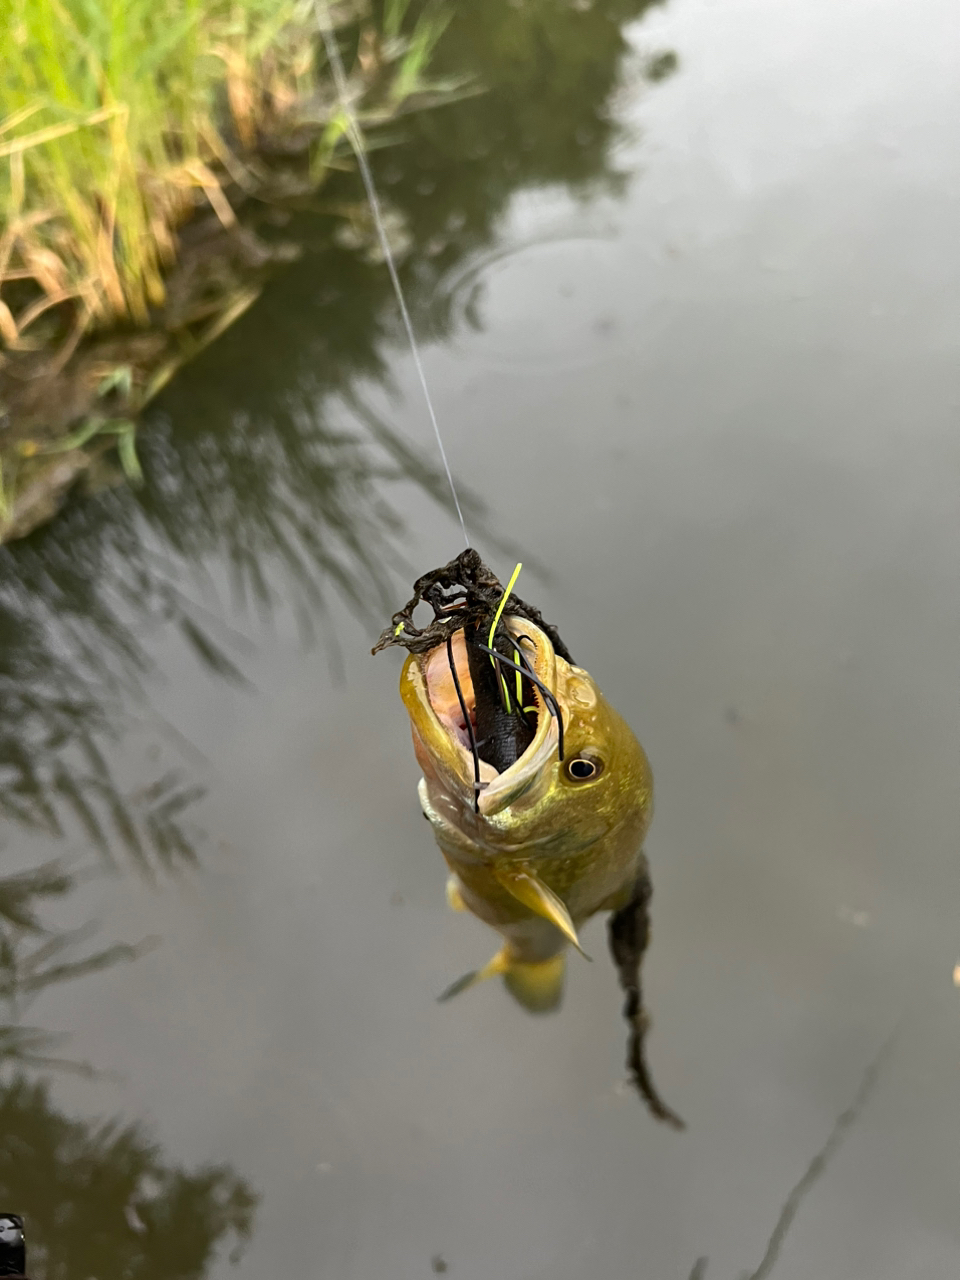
[502,951,566,1014]
[437,945,566,1012]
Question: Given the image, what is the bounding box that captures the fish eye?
[566,754,602,782]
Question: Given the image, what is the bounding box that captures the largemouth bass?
[375,549,681,1125]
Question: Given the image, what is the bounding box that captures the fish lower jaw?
[418,773,524,836]
[417,783,540,869]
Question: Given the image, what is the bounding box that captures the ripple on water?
[437,235,652,373]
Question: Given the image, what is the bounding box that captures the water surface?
[2,1,960,1277]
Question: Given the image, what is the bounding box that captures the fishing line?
[317,5,470,549]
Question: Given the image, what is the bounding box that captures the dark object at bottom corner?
[0,1213,26,1277]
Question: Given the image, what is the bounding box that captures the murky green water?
[3,0,960,1276]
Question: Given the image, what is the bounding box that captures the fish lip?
[402,619,559,818]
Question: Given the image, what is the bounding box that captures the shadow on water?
[0,2,675,1273]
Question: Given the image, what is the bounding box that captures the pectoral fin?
[437,947,510,1002]
[492,866,590,959]
[445,875,467,913]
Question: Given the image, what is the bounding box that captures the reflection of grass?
[0,1076,257,1279]
[0,573,205,874]
[0,860,143,1073]
[0,698,256,1280]
[0,388,485,868]
[0,744,256,1280]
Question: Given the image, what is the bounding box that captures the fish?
[374,549,682,1126]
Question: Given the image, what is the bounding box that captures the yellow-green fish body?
[400,618,653,1009]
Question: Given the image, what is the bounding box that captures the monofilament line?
[317,6,470,549]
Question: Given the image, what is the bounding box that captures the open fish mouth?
[375,549,574,816]
[414,618,564,816]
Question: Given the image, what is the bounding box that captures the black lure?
[373,550,571,781]
[463,620,535,773]
[372,549,573,663]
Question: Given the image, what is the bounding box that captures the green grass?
[0,0,452,346]
[0,0,305,327]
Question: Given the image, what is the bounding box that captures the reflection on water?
[0,1077,256,1280]
[689,1035,892,1280]
[0,861,140,1029]
[0,539,205,874]
[0,3,670,1275]
[0,0,669,860]
[0,864,257,1279]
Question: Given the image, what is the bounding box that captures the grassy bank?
[0,0,455,538]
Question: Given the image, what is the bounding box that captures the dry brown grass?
[0,0,460,537]
[0,0,452,362]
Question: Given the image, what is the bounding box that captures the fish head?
[399,618,652,890]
